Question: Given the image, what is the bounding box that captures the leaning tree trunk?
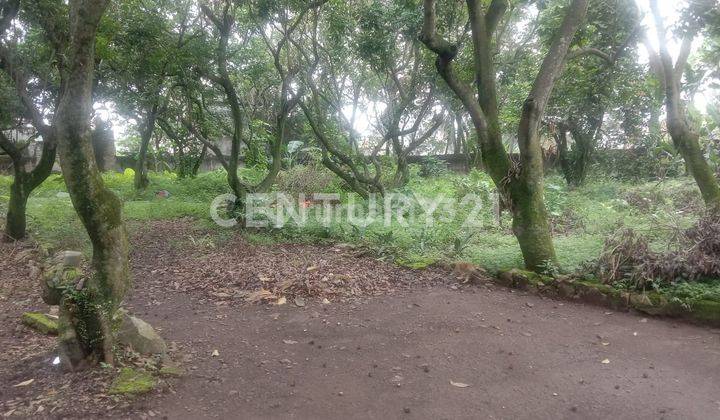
[53,0,130,369]
[2,136,57,240]
[649,0,720,212]
[667,110,720,211]
[421,0,588,272]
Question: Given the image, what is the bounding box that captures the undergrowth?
[0,166,709,275]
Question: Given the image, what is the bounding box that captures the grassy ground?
[3,165,720,318]
[0,166,703,272]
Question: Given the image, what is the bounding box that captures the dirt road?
[129,285,720,420]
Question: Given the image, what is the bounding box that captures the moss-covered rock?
[493,269,720,326]
[21,312,58,335]
[40,262,83,306]
[109,368,155,395]
[496,269,551,291]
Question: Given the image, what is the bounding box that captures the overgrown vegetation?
[592,215,720,290]
[1,166,714,282]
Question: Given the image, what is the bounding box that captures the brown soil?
[1,219,720,419]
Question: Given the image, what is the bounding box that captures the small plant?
[451,231,476,258]
[538,259,561,277]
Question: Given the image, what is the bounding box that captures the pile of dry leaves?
[130,219,449,305]
[592,215,720,288]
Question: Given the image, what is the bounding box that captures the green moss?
[109,367,155,395]
[395,255,438,270]
[21,312,58,335]
[689,300,720,323]
[575,280,615,295]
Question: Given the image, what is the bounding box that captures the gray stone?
[58,251,83,267]
[117,313,167,355]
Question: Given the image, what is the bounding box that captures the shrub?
[417,156,449,178]
[275,164,341,196]
[592,215,720,289]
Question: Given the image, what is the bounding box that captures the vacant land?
[2,219,719,419]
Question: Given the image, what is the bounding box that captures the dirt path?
[125,285,720,420]
[2,220,720,419]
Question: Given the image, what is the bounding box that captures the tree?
[0,0,57,240]
[647,0,720,211]
[99,0,195,189]
[184,0,322,219]
[25,0,146,369]
[547,0,640,186]
[421,0,590,271]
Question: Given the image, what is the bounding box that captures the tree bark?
[134,103,159,189]
[53,0,129,369]
[6,169,29,240]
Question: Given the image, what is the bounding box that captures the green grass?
[0,166,706,273]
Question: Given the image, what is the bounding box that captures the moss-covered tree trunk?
[1,133,57,240]
[134,103,159,190]
[53,0,129,369]
[6,170,30,240]
[513,100,558,271]
[650,0,720,212]
[421,0,588,271]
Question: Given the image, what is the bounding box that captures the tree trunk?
[53,0,129,370]
[555,125,573,186]
[134,104,158,190]
[668,116,720,210]
[2,134,57,240]
[649,0,720,212]
[556,122,594,188]
[394,152,410,187]
[421,0,588,272]
[191,144,207,177]
[514,100,557,271]
[5,169,29,240]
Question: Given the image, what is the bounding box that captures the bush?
[275,165,341,196]
[592,216,720,289]
[416,156,449,178]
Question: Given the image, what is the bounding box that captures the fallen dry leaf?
[14,379,34,387]
[450,380,470,388]
[246,289,277,303]
[211,350,220,357]
[275,296,287,305]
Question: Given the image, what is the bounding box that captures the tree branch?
[566,47,612,64]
